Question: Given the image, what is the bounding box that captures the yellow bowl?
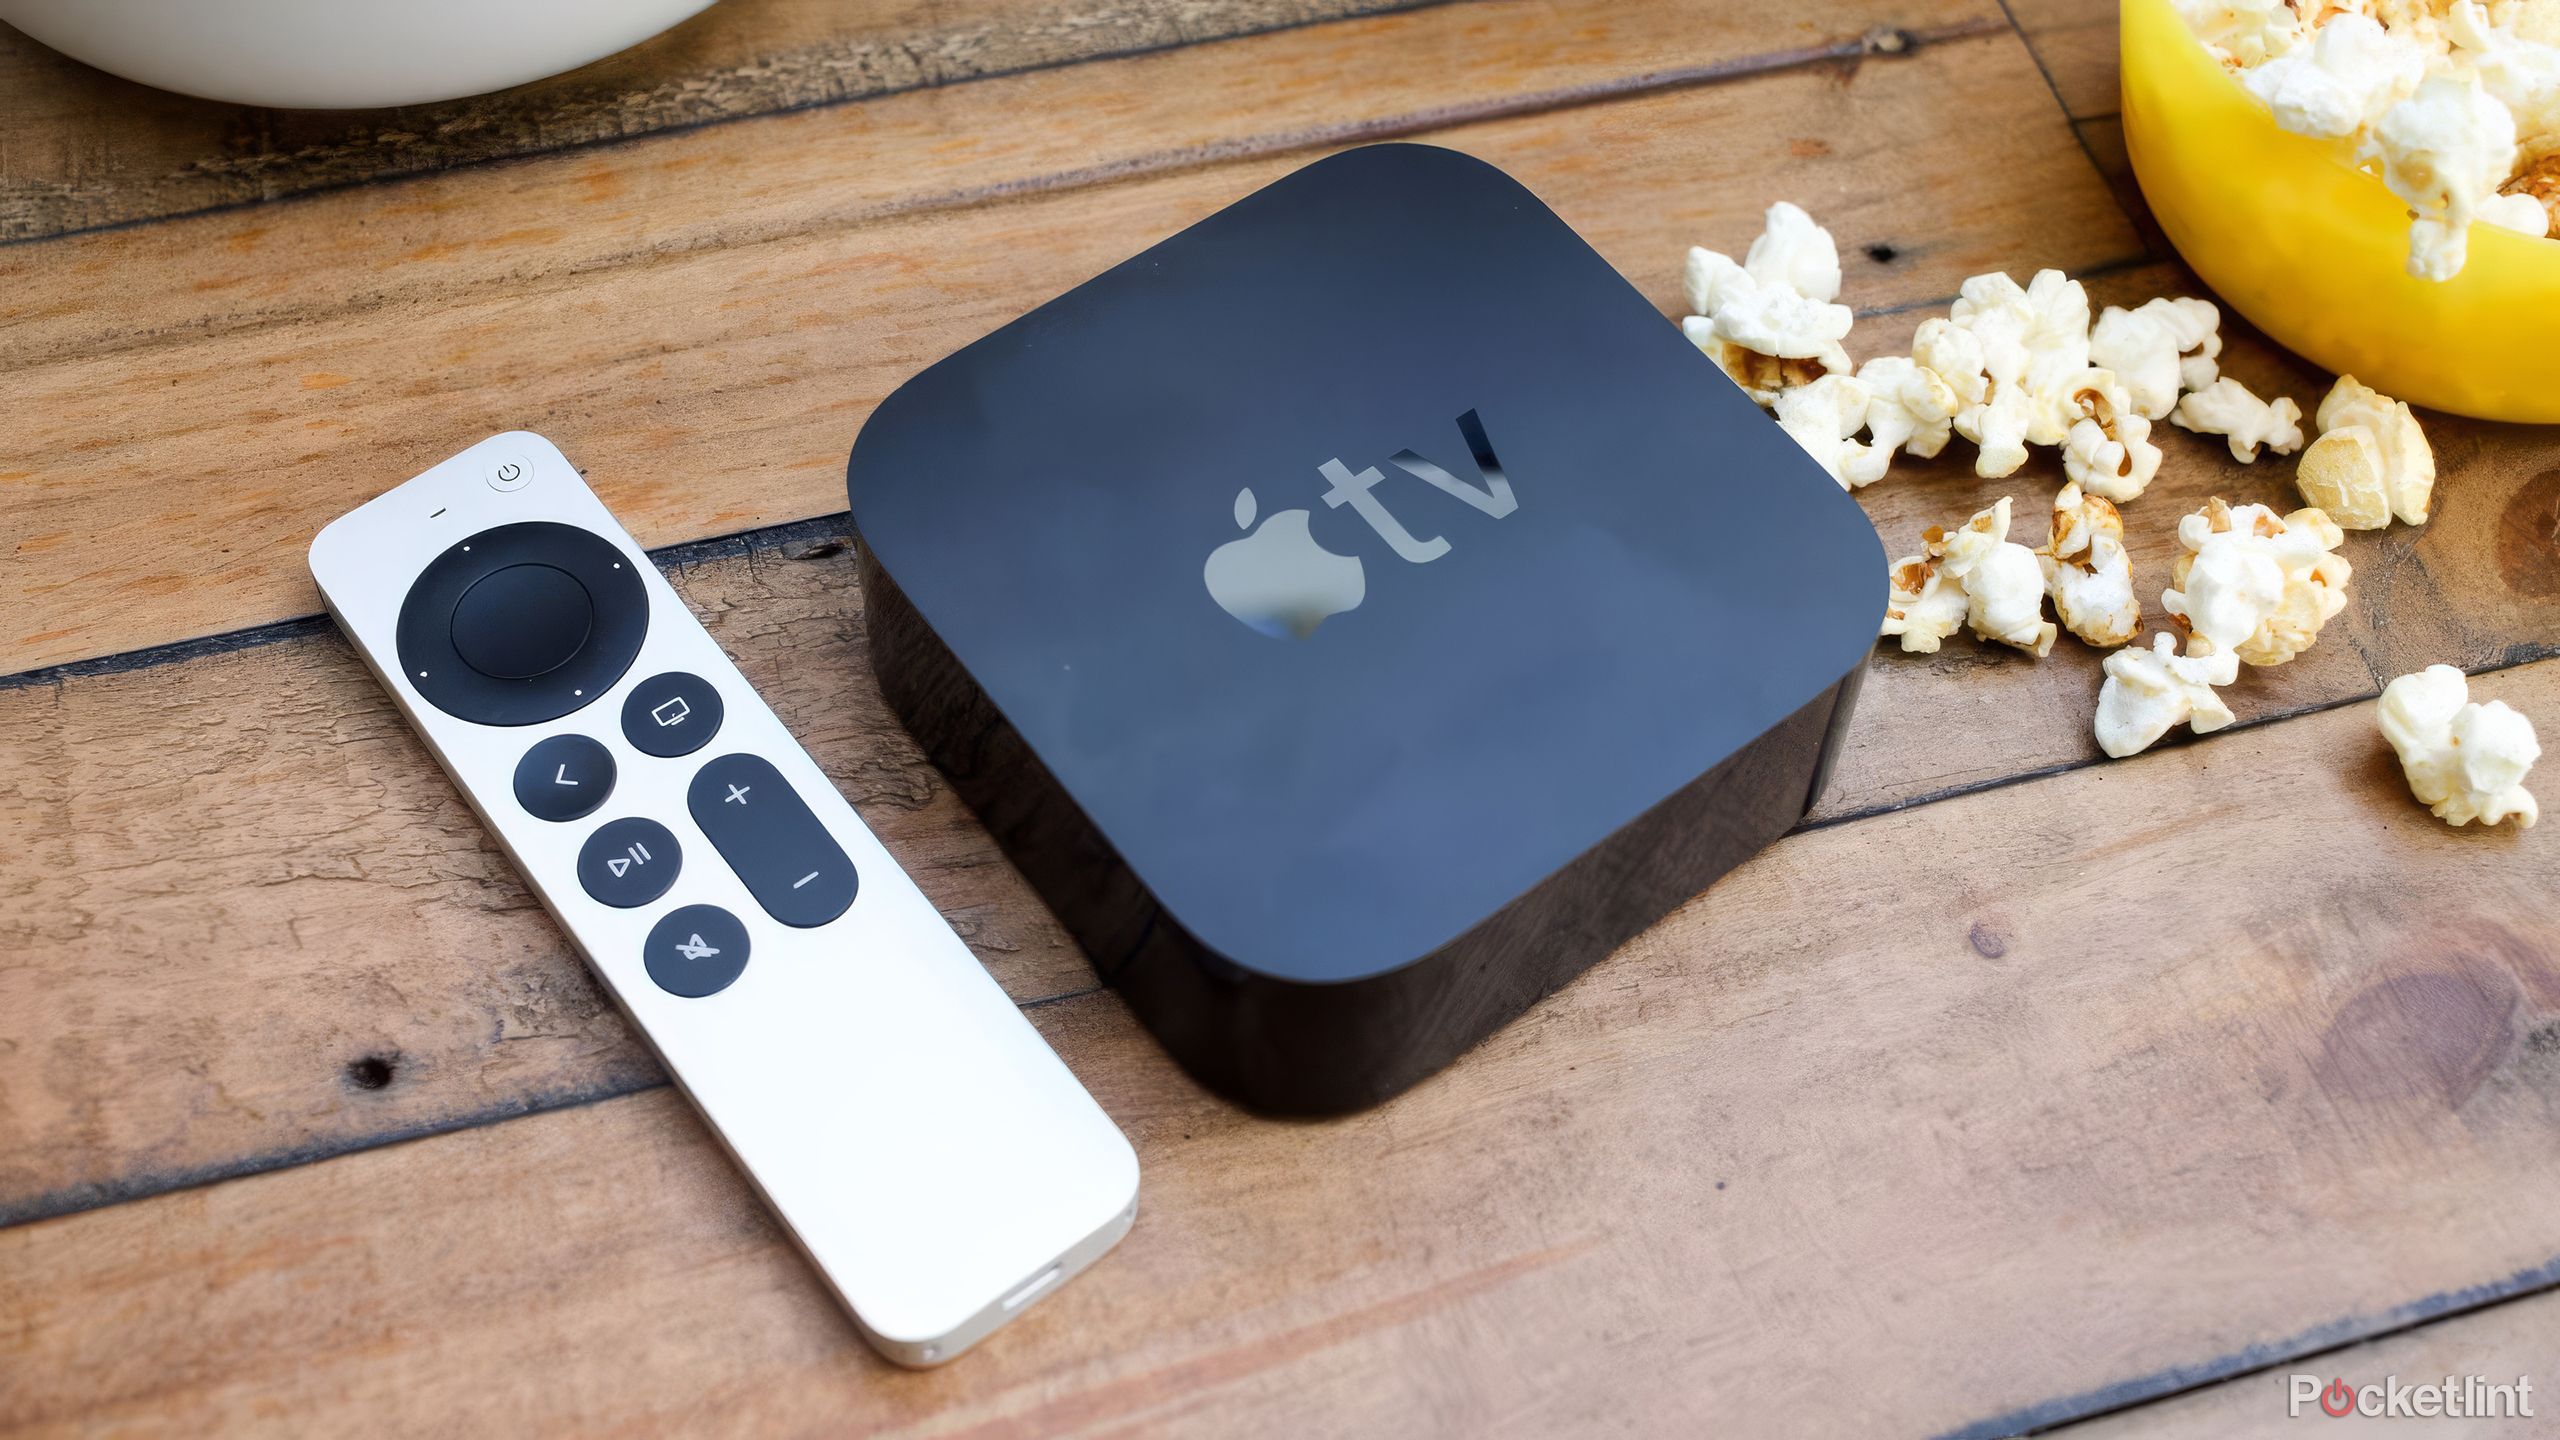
[2120,0,2560,421]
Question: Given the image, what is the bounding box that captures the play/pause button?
[577,817,681,908]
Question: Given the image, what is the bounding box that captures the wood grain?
[6,660,2558,1437]
[0,12,2117,676]
[0,0,1441,241]
[2006,0,2121,119]
[2053,1287,2560,1437]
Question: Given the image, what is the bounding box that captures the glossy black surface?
[848,144,1884,1111]
[512,733,615,822]
[396,522,648,727]
[620,671,724,757]
[687,753,858,928]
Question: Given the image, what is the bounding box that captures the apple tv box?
[846,144,1885,1113]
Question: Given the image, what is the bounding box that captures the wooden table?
[5,1,2557,1434]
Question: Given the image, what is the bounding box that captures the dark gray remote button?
[513,734,615,822]
[620,671,724,758]
[577,817,680,908]
[452,564,592,679]
[645,905,750,997]
[687,753,858,928]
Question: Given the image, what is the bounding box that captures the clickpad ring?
[395,521,649,726]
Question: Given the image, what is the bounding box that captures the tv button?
[687,753,858,927]
[576,817,680,908]
[621,671,724,758]
[645,905,750,998]
[513,734,614,821]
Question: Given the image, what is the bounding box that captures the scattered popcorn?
[2368,75,2522,280]
[1942,497,2060,656]
[1683,205,1856,404]
[2162,497,2352,665]
[2095,633,2241,757]
[1879,498,2057,656]
[2051,368,2165,502]
[2378,664,2541,827]
[1855,352,1964,459]
[2088,297,2223,419]
[2295,427,2391,528]
[1880,551,1969,654]
[2040,482,2143,648]
[1743,200,1844,304]
[1773,373,1890,488]
[2296,374,2436,527]
[1941,271,2093,478]
[2242,14,2425,138]
[2171,376,2306,462]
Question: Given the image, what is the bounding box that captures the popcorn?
[1683,205,1856,404]
[2040,482,2143,649]
[2296,374,2436,527]
[1942,497,2060,656]
[2506,149,2560,234]
[2171,376,2306,462]
[1743,200,1845,304]
[2052,368,2165,502]
[1879,498,2057,657]
[2378,664,2541,827]
[2176,0,2305,67]
[1880,552,1969,654]
[1855,352,1965,459]
[2200,0,2560,279]
[1773,373,1891,488]
[2243,14,2426,137]
[2479,188,2554,232]
[2094,634,2241,757]
[1946,270,2093,476]
[2367,75,2521,280]
[2449,1,2560,144]
[2089,296,2224,419]
[2162,497,2352,665]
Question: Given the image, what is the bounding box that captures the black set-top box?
[847,144,1884,1113]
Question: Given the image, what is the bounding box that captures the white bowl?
[0,0,717,108]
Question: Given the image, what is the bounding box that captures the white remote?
[309,432,1139,1366]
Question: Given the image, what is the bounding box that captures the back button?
[514,734,615,822]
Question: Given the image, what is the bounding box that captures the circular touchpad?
[395,522,649,727]
[452,564,593,679]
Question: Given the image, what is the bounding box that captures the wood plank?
[0,12,2116,675]
[1809,259,2560,820]
[14,255,2560,1228]
[7,661,2559,1436]
[0,0,1434,242]
[2007,0,2120,119]
[2052,1287,2560,1437]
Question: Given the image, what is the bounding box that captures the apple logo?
[1202,486,1365,638]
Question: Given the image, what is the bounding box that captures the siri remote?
[308,432,1139,1366]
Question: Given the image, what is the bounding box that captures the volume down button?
[687,753,860,927]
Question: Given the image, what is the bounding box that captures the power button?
[487,455,534,492]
